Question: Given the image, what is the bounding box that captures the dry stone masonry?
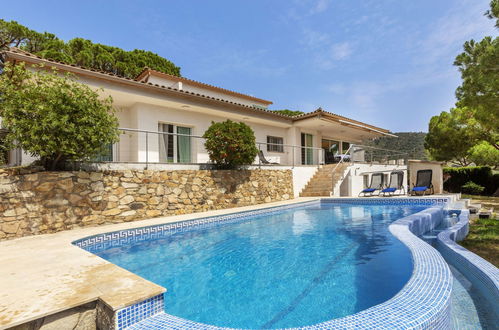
[0,167,293,240]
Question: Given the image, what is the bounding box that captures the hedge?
[443,166,499,195]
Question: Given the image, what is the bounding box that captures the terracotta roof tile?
[3,48,391,134]
[4,48,290,120]
[136,68,273,105]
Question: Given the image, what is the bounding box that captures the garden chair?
[381,171,405,196]
[258,150,279,165]
[359,172,384,197]
[410,169,434,196]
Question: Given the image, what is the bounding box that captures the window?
[267,136,284,153]
[158,123,192,163]
[301,133,313,165]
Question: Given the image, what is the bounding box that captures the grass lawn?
[460,218,498,267]
[459,195,498,267]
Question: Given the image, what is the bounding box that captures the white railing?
[98,128,326,167]
[328,144,410,191]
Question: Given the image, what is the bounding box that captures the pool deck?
[0,197,320,329]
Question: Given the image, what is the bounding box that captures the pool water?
[95,203,428,329]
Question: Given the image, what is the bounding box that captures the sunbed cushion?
[362,188,377,193]
[412,186,428,191]
[382,187,397,193]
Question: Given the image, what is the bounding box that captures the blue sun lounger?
[359,172,384,197]
[410,169,434,196]
[381,171,405,196]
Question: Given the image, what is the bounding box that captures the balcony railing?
[99,128,326,167]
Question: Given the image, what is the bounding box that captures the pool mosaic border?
[116,294,164,329]
[436,210,499,323]
[73,200,320,253]
[73,197,453,329]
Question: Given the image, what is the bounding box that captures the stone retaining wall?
[0,167,293,240]
[10,301,96,330]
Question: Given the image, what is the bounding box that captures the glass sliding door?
[159,123,192,163]
[322,139,339,164]
[176,126,191,163]
[159,123,175,163]
[301,133,313,165]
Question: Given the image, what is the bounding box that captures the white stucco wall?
[118,103,293,164]
[333,163,408,197]
[292,166,319,197]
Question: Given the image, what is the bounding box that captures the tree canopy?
[424,108,479,166]
[364,132,428,160]
[0,62,119,170]
[271,109,305,117]
[454,36,499,144]
[0,19,180,78]
[425,0,499,167]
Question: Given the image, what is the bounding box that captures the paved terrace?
[0,197,319,329]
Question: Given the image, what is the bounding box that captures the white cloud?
[301,28,330,48]
[330,42,353,60]
[310,0,332,15]
[416,0,496,65]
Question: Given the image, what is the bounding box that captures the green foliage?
[203,120,258,168]
[468,141,499,167]
[461,181,486,195]
[454,36,499,145]
[443,166,498,195]
[453,0,499,150]
[364,132,428,160]
[0,19,180,78]
[427,1,499,166]
[271,109,305,117]
[0,62,119,170]
[486,0,499,27]
[425,108,478,166]
[0,133,8,165]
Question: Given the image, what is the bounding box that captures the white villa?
[2,48,417,197]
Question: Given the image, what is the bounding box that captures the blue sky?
[3,0,496,132]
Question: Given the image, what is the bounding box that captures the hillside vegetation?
[364,132,428,160]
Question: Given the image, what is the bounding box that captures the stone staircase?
[300,163,350,197]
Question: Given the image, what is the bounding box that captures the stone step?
[299,164,350,196]
[300,192,331,197]
[302,188,332,193]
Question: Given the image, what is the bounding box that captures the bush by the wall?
[461,181,486,195]
[203,120,258,169]
[0,63,119,170]
[443,166,497,195]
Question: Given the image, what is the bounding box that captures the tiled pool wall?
[115,295,165,329]
[74,197,456,329]
[436,209,499,320]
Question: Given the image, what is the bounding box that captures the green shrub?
[461,181,486,195]
[0,62,119,170]
[203,120,258,169]
[443,166,497,195]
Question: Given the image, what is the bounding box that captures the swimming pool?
[87,201,430,329]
